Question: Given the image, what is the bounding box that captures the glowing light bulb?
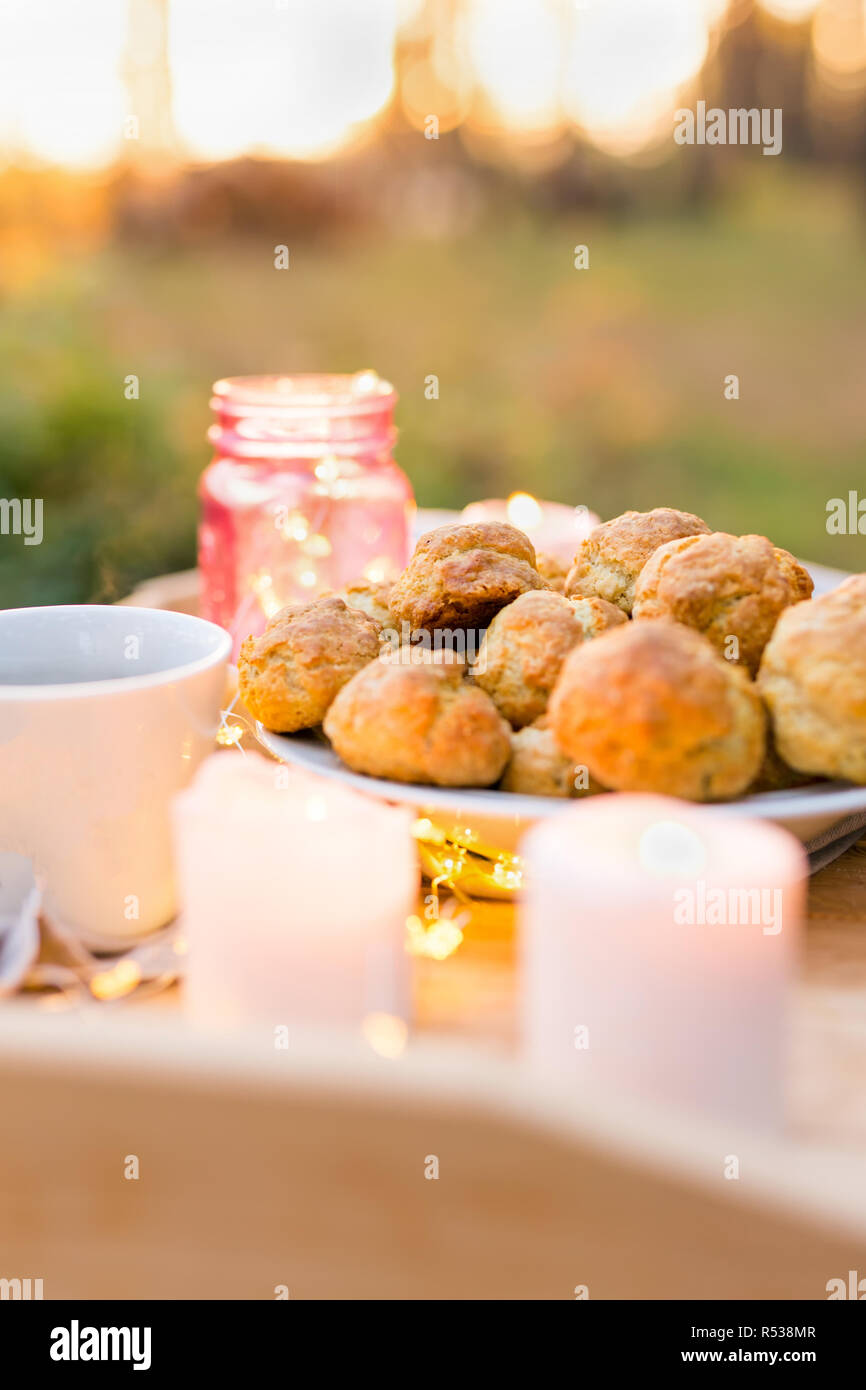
[353,369,381,394]
[89,960,143,1002]
[302,534,332,558]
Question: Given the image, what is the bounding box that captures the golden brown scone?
[238,596,381,732]
[758,575,866,784]
[500,717,604,797]
[337,578,394,629]
[474,590,627,728]
[323,646,511,786]
[564,507,711,614]
[548,619,765,801]
[388,522,546,632]
[632,532,805,675]
[773,547,814,604]
[536,552,569,593]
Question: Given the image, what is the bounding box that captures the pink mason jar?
[199,372,415,654]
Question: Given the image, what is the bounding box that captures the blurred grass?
[1,162,864,607]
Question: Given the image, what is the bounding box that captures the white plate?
[257,726,866,852]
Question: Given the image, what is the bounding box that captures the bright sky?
[0,0,856,169]
[0,0,127,167]
[169,0,400,161]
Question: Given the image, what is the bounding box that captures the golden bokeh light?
[506,491,544,532]
[0,0,852,172]
[564,0,711,156]
[0,0,127,168]
[169,0,398,162]
[759,0,821,21]
[812,0,866,77]
[361,1011,409,1058]
[89,959,143,1001]
[467,0,562,134]
[401,57,470,134]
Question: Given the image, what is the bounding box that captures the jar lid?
[211,371,397,419]
[209,371,398,458]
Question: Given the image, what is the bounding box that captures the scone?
[632,531,812,675]
[475,590,626,728]
[758,574,866,784]
[536,552,569,593]
[564,507,711,614]
[337,578,394,629]
[548,619,765,801]
[500,718,603,797]
[238,596,381,732]
[389,522,546,632]
[323,646,511,786]
[773,547,814,604]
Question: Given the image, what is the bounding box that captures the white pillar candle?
[521,795,807,1128]
[173,753,417,1037]
[461,494,599,566]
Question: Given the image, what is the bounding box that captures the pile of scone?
[237,508,866,802]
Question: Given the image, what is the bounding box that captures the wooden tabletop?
[99,833,866,1153]
[413,837,866,1146]
[793,837,866,1143]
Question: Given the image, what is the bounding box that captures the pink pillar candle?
[521,795,807,1129]
[173,753,418,1036]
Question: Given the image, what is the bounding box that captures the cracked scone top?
[565,507,711,614]
[238,595,381,733]
[389,521,546,632]
[475,589,626,728]
[632,531,813,675]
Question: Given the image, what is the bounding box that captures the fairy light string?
[213,723,525,962]
[411,817,524,900]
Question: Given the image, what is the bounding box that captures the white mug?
[0,605,231,944]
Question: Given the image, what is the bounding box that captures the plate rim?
[257,725,866,826]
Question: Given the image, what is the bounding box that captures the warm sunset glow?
[759,0,821,21]
[813,1,866,76]
[467,0,562,133]
[0,0,127,168]
[169,0,398,161]
[564,0,711,155]
[0,0,837,171]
